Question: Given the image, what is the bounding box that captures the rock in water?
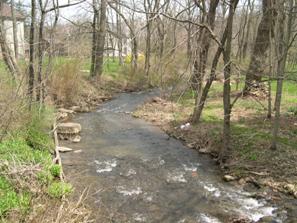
[58,108,75,114]
[258,216,278,223]
[57,122,81,134]
[57,108,75,121]
[57,146,73,153]
[71,135,81,143]
[223,175,237,182]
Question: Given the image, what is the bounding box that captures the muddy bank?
[61,90,295,222]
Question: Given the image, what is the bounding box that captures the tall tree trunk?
[0,2,20,80]
[191,7,235,124]
[144,0,159,82]
[116,0,123,65]
[191,0,219,123]
[244,0,276,92]
[28,0,36,108]
[11,0,19,59]
[221,0,239,162]
[144,11,151,79]
[242,0,255,60]
[93,0,107,77]
[36,8,45,103]
[271,0,293,150]
[90,0,98,77]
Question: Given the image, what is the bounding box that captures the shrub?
[49,59,82,106]
[49,165,61,178]
[0,71,29,138]
[288,106,297,116]
[37,171,53,185]
[47,182,73,198]
[26,123,54,152]
[25,106,55,152]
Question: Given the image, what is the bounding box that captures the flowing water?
[61,90,294,223]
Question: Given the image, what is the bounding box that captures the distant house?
[0,3,26,58]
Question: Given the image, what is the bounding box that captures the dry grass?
[49,60,83,106]
[26,190,93,223]
[0,73,29,139]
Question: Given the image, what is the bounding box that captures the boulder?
[57,122,81,135]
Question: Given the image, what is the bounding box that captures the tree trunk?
[191,0,219,123]
[93,0,107,77]
[0,2,20,80]
[90,1,98,77]
[144,13,151,79]
[28,0,36,109]
[36,9,45,102]
[244,0,276,92]
[11,0,19,59]
[271,0,292,150]
[221,0,239,162]
[116,0,123,65]
[108,2,138,72]
[242,0,255,60]
[191,7,235,124]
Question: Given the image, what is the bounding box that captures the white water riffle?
[226,188,281,222]
[197,213,222,223]
[116,186,142,196]
[166,171,187,183]
[202,183,221,197]
[94,159,117,173]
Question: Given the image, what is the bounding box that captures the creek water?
[61,90,292,223]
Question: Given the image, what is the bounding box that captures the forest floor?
[133,80,297,201]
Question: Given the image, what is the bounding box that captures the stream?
[61,90,292,223]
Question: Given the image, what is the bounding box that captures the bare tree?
[116,0,123,65]
[11,0,19,59]
[28,0,36,108]
[90,0,99,76]
[191,0,220,123]
[0,1,20,80]
[271,0,295,150]
[244,0,277,93]
[221,0,239,162]
[91,0,108,77]
[108,1,138,72]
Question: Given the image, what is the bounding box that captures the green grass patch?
[0,176,30,217]
[0,139,52,165]
[47,182,73,198]
[0,105,73,221]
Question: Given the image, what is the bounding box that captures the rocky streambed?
[60,90,296,223]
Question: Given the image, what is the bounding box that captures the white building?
[0,3,26,58]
